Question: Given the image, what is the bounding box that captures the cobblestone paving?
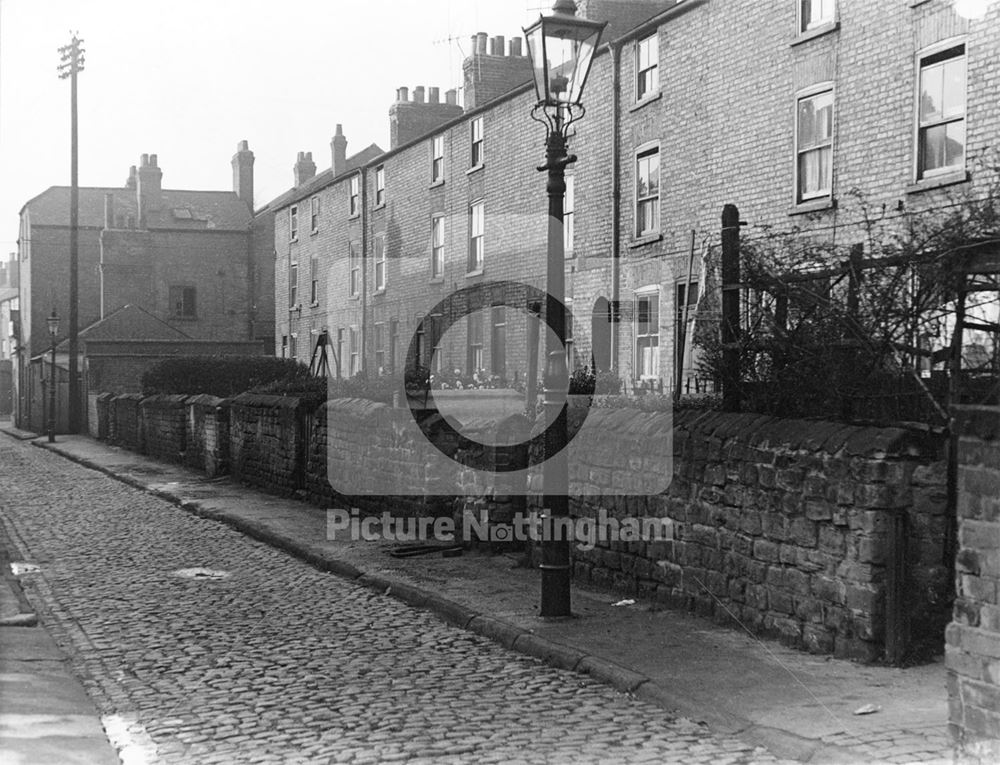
[0,442,796,764]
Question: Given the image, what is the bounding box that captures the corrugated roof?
[23,186,252,231]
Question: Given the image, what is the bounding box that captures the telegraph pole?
[58,33,84,433]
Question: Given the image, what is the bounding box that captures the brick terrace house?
[270,0,999,397]
[14,143,274,430]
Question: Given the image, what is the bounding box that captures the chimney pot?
[397,86,409,102]
[476,32,488,54]
[104,193,114,229]
[150,154,158,167]
[495,36,505,55]
[413,86,425,103]
[237,139,249,151]
[445,88,458,105]
[428,86,440,103]
[510,38,522,57]
[140,153,149,167]
[335,123,344,136]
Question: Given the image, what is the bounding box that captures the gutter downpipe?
[360,168,368,377]
[608,39,622,376]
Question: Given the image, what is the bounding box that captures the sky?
[0,0,543,255]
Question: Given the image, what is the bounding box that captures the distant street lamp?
[524,0,605,617]
[46,310,59,443]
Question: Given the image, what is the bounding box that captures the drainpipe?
[359,168,368,377]
[608,40,622,375]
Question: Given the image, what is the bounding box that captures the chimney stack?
[331,124,347,176]
[231,139,255,209]
[293,151,316,186]
[126,165,137,189]
[388,84,465,149]
[463,30,534,109]
[136,152,163,229]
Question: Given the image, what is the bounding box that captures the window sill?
[309,301,320,309]
[348,212,360,220]
[429,277,445,284]
[348,294,360,301]
[465,268,484,278]
[908,0,932,7]
[171,315,198,321]
[628,233,663,249]
[373,289,386,297]
[310,229,319,237]
[906,170,968,194]
[373,202,386,211]
[467,164,484,175]
[788,196,835,215]
[430,179,445,189]
[629,91,662,112]
[791,21,839,46]
[289,237,298,244]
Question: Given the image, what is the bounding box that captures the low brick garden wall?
[96,392,952,662]
[947,405,1000,760]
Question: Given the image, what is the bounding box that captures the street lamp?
[524,0,605,617]
[46,310,59,443]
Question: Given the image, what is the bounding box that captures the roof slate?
[57,304,192,349]
[23,186,252,231]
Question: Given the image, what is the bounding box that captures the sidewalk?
[0,500,120,764]
[5,426,955,764]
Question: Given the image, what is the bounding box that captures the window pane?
[799,146,831,196]
[945,120,966,167]
[942,58,966,119]
[920,62,944,123]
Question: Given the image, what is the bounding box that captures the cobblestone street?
[0,441,793,764]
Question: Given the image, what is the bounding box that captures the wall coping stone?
[140,394,189,408]
[186,394,226,408]
[230,393,315,411]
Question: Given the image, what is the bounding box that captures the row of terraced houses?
[268,0,1000,394]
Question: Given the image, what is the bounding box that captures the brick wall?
[101,228,254,341]
[946,405,1000,761]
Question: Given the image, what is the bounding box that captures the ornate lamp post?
[524,0,605,617]
[46,310,59,443]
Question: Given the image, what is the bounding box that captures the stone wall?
[139,395,188,463]
[532,408,950,662]
[228,393,312,497]
[947,405,1000,761]
[185,395,229,477]
[308,399,461,518]
[102,394,951,662]
[109,394,144,451]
